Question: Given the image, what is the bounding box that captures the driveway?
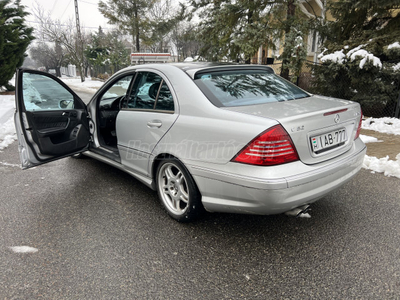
[0,141,399,299]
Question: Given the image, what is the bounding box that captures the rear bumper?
[189,143,366,215]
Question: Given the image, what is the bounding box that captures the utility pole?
[74,0,85,82]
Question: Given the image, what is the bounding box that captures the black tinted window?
[155,81,174,111]
[127,72,174,111]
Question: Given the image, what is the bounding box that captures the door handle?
[147,120,162,128]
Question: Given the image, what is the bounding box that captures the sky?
[20,0,113,33]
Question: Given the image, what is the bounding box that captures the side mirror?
[59,100,74,109]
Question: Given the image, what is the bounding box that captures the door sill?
[89,146,120,163]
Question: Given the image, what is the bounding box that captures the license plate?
[311,128,347,153]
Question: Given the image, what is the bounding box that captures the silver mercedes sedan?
[14,63,366,222]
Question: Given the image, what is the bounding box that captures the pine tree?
[191,0,275,63]
[98,0,155,52]
[85,27,131,76]
[85,26,109,76]
[311,0,400,117]
[0,0,34,90]
[321,0,400,55]
[190,0,316,79]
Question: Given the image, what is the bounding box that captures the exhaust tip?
[284,205,311,217]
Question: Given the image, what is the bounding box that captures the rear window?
[194,69,309,107]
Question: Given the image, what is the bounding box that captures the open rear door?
[14,68,90,169]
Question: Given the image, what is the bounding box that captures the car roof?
[112,62,275,80]
[170,62,239,71]
[169,62,275,78]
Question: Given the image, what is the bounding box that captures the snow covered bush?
[310,44,400,118]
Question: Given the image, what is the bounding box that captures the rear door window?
[125,72,174,112]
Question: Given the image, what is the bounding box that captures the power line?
[78,0,98,5]
[26,20,114,30]
[50,0,60,15]
[60,0,73,20]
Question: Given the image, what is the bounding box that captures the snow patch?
[359,135,381,143]
[0,95,16,150]
[348,49,382,69]
[392,63,400,72]
[9,246,38,253]
[319,50,346,64]
[319,45,383,69]
[362,117,400,135]
[0,161,20,168]
[298,212,311,218]
[359,118,400,178]
[388,42,400,50]
[346,44,366,57]
[61,77,104,94]
[363,154,400,179]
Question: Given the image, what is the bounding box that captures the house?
[253,0,331,75]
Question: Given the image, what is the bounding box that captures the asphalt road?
[0,139,399,299]
[74,89,94,104]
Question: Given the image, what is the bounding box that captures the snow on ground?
[61,76,104,94]
[9,246,38,253]
[362,117,400,135]
[363,154,400,179]
[359,134,381,144]
[0,76,399,179]
[360,119,400,179]
[0,94,16,150]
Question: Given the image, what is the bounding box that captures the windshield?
[194,69,310,107]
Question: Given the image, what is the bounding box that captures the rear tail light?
[354,110,363,140]
[232,125,299,166]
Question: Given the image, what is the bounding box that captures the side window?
[127,72,174,112]
[100,74,134,106]
[127,72,160,109]
[155,81,174,111]
[22,73,75,111]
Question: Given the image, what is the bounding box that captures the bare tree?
[30,42,65,77]
[171,22,201,61]
[144,0,174,53]
[33,6,88,82]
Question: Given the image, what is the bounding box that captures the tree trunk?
[280,0,296,80]
[77,64,85,82]
[56,66,61,77]
[136,32,140,52]
[134,6,140,52]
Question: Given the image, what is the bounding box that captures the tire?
[156,158,204,222]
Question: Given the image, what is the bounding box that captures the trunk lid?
[222,95,362,165]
